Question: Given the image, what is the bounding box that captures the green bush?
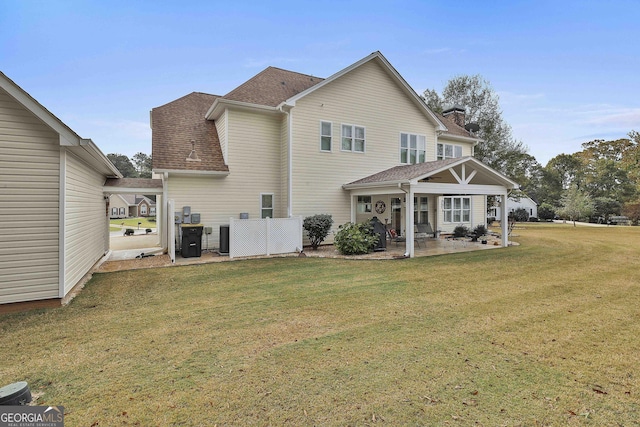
[472,224,487,238]
[511,207,530,222]
[303,214,334,250]
[334,222,379,255]
[453,225,470,238]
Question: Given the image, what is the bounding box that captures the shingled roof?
[345,158,465,186]
[152,92,229,172]
[222,67,324,107]
[437,113,478,139]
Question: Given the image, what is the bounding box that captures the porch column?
[407,186,415,257]
[501,191,508,247]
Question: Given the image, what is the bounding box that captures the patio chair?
[388,229,406,246]
[415,223,432,248]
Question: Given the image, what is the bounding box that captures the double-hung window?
[261,194,273,219]
[414,196,429,224]
[437,143,463,160]
[342,124,365,152]
[443,196,470,223]
[400,133,426,164]
[320,121,332,152]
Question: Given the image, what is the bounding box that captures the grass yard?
[110,217,157,229]
[1,223,639,425]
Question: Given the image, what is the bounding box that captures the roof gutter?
[206,98,280,120]
[153,169,230,177]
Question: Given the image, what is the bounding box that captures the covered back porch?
[343,157,518,258]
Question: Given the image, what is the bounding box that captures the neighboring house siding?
[64,151,108,296]
[290,59,440,229]
[167,109,282,248]
[0,89,60,304]
[109,194,129,218]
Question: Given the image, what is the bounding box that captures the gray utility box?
[181,225,203,258]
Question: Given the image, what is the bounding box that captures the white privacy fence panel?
[229,217,303,258]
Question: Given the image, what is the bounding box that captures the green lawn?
[110,217,156,229]
[1,223,639,425]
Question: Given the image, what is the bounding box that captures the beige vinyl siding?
[289,59,440,229]
[0,88,60,304]
[216,108,228,163]
[167,108,282,249]
[63,151,108,295]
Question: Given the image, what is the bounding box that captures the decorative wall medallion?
[375,200,386,214]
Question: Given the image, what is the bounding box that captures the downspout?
[161,172,169,249]
[279,105,293,217]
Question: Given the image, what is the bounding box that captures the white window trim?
[260,193,274,219]
[400,132,426,164]
[357,195,372,214]
[442,196,471,224]
[320,120,332,152]
[341,123,366,153]
[437,143,463,160]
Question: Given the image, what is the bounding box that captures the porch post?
[407,185,415,257]
[350,194,356,223]
[501,191,508,247]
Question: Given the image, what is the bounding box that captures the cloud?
[581,107,640,128]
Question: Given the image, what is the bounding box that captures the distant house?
[489,194,538,221]
[109,194,156,218]
[151,51,518,257]
[0,71,121,311]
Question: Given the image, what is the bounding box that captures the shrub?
[472,224,487,238]
[334,222,378,255]
[303,214,334,250]
[453,225,470,238]
[528,217,539,222]
[537,203,556,221]
[511,207,530,222]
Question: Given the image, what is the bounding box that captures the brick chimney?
[442,105,466,128]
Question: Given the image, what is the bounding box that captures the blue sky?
[2,0,639,165]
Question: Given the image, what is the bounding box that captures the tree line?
[107,152,152,179]
[424,75,640,224]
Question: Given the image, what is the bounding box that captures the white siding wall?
[167,109,282,249]
[290,60,442,231]
[63,151,108,295]
[216,108,228,164]
[0,89,60,304]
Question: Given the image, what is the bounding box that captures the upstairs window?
[342,124,365,153]
[320,121,332,152]
[437,143,463,160]
[400,133,426,164]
